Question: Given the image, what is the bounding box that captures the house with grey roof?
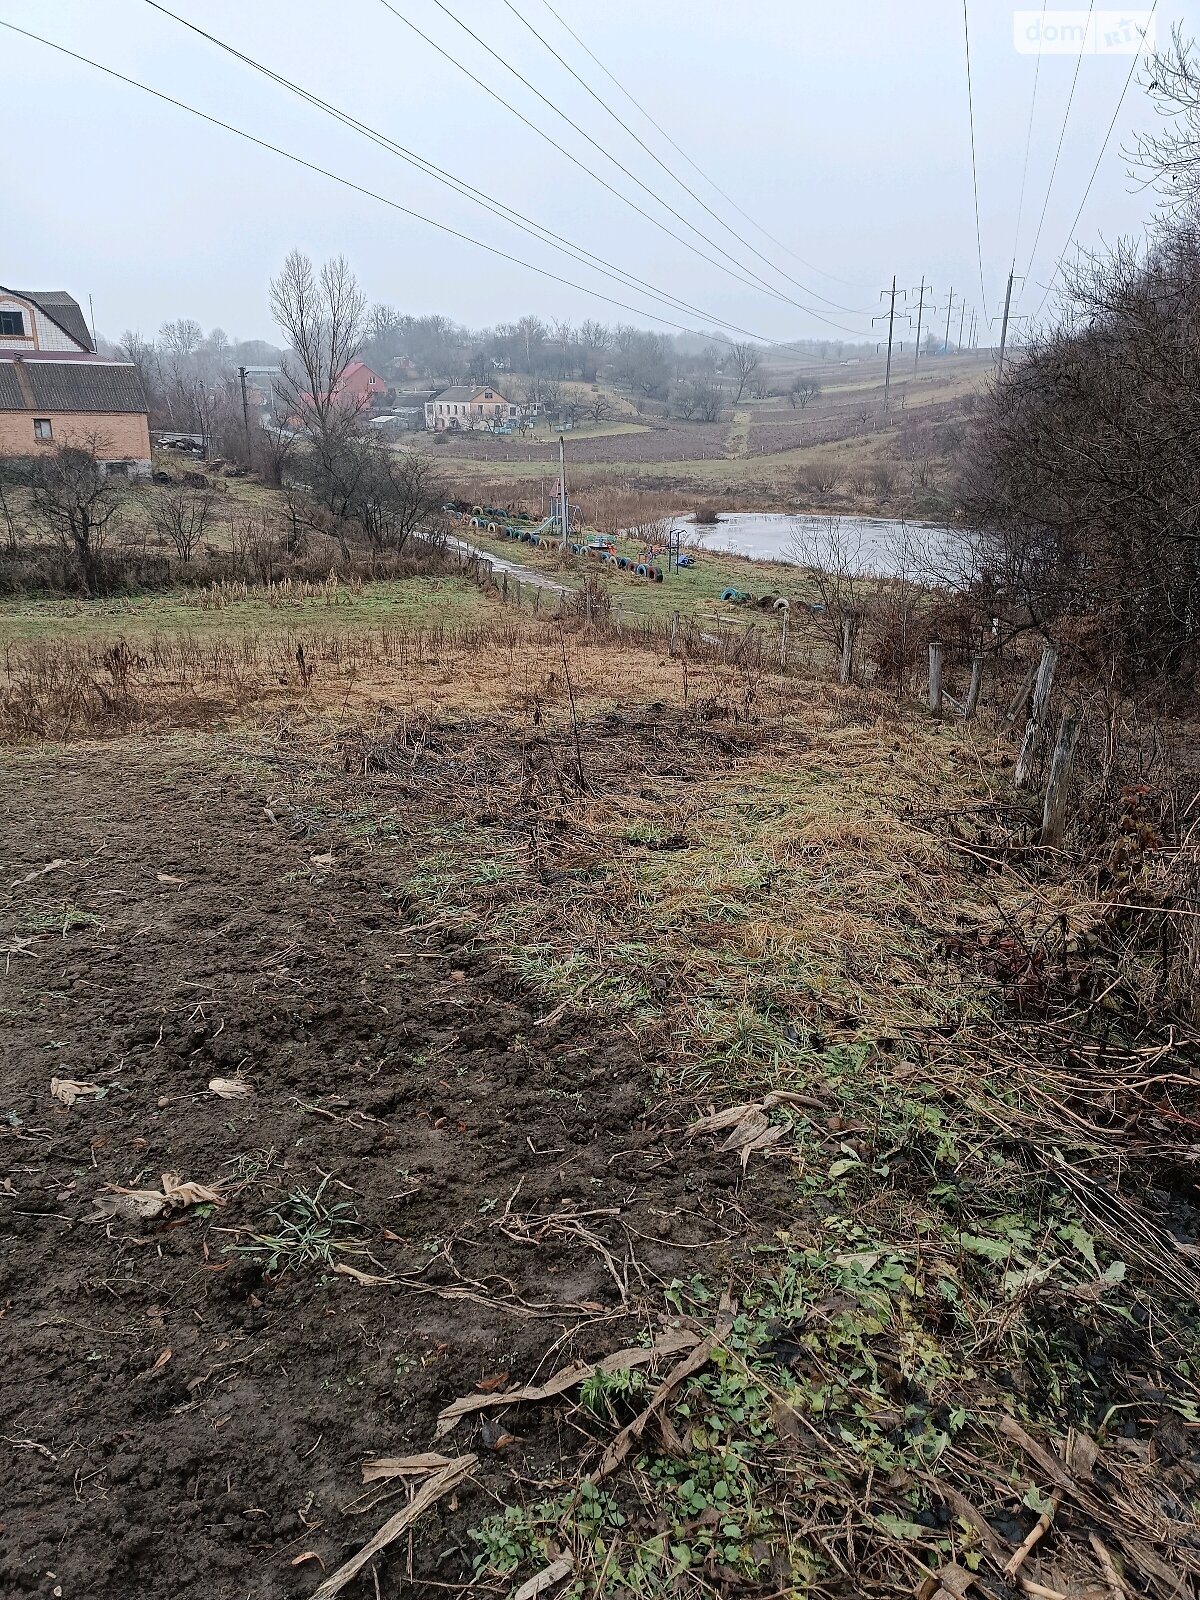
[0,354,152,477]
[0,286,151,475]
[424,383,522,431]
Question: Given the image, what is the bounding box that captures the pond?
[665,512,966,578]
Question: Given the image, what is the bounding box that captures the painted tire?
[721,588,739,602]
[530,534,540,546]
[773,597,790,611]
[617,556,630,570]
[653,566,664,582]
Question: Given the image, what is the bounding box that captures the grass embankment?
[466,525,813,624]
[0,574,488,644]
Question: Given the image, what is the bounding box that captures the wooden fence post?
[533,587,541,615]
[502,571,509,601]
[779,612,790,671]
[1006,658,1039,725]
[1015,644,1058,788]
[669,611,680,658]
[962,653,984,720]
[1039,715,1080,846]
[928,642,943,714]
[839,616,855,684]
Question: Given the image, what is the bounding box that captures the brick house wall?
[0,410,152,473]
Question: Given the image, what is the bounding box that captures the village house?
[424,383,522,431]
[0,287,151,476]
[292,358,389,424]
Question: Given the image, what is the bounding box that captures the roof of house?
[0,356,148,414]
[340,360,383,382]
[1,288,95,352]
[429,384,508,403]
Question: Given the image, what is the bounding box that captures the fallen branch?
[435,1326,698,1438]
[311,1454,477,1599]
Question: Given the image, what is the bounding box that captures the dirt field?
[1,730,798,1599]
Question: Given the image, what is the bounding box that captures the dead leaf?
[475,1372,511,1393]
[361,1452,454,1484]
[435,1326,700,1437]
[160,1174,225,1207]
[512,1557,575,1600]
[50,1078,100,1108]
[156,873,186,885]
[291,1551,325,1570]
[87,1172,225,1223]
[208,1077,252,1100]
[310,851,336,869]
[11,859,66,888]
[134,1348,173,1381]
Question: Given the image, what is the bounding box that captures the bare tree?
[149,485,217,564]
[29,437,125,595]
[729,341,762,404]
[588,395,614,425]
[789,378,820,410]
[269,250,366,442]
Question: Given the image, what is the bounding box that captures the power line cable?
[0,18,853,357]
[141,0,792,343]
[536,0,869,291]
[379,0,874,334]
[1019,0,1094,293]
[1030,2,1158,320]
[1012,1,1047,267]
[962,0,990,324]
[497,0,871,315]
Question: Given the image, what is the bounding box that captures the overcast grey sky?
[2,1,1192,347]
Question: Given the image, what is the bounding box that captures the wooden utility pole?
[872,277,905,418]
[957,299,968,352]
[911,276,931,372]
[238,366,252,459]
[997,267,1016,374]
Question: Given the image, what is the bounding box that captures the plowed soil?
[0,742,780,1600]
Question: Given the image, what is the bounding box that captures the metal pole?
[943,288,955,356]
[913,276,928,372]
[958,299,967,352]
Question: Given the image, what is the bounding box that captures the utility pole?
[942,288,956,356]
[957,299,968,353]
[969,309,978,350]
[238,366,252,459]
[872,276,906,418]
[996,266,1023,375]
[910,276,931,372]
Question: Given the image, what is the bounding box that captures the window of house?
[33,418,52,441]
[0,310,25,337]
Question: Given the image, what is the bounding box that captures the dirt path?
[0,743,758,1600]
